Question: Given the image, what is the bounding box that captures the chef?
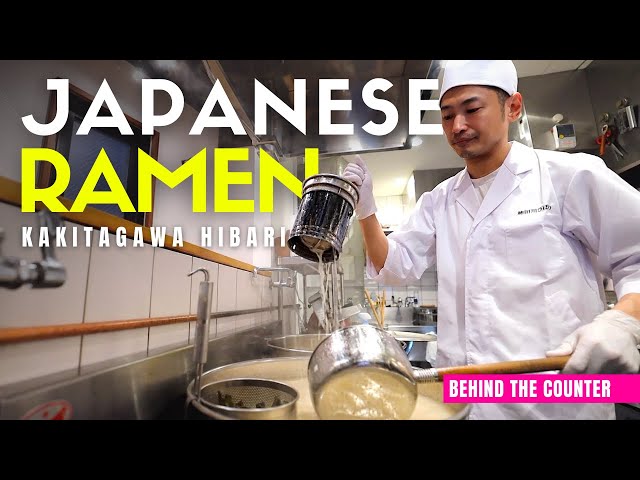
[343,60,640,420]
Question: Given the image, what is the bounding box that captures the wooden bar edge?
[0,176,270,276]
[0,314,197,345]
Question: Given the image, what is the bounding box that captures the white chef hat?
[439,60,518,103]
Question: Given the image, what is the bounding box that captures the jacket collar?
[453,141,537,225]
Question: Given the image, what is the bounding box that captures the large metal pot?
[287,174,359,262]
[266,334,330,357]
[308,324,570,420]
[186,357,469,420]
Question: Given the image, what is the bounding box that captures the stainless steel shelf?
[277,256,321,276]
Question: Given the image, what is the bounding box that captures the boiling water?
[314,367,417,420]
[199,358,464,420]
[286,375,459,420]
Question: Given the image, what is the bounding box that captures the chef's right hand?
[343,155,377,220]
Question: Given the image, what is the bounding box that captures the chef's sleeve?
[561,154,640,299]
[366,191,437,285]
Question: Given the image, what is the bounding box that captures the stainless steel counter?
[0,322,282,420]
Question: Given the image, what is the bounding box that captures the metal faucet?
[253,267,295,288]
[0,209,66,289]
[253,267,297,335]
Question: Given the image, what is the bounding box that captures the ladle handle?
[414,355,571,382]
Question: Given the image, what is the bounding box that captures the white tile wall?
[214,265,237,337]
[0,206,91,327]
[148,248,192,353]
[260,275,273,325]
[189,258,219,342]
[236,269,261,310]
[0,205,87,384]
[80,232,154,369]
[217,316,235,337]
[235,270,262,329]
[235,313,254,332]
[0,338,81,386]
[0,201,274,387]
[216,265,237,312]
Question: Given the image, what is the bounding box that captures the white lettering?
[116,227,127,247]
[362,78,398,136]
[84,227,93,247]
[264,226,274,247]
[99,227,110,247]
[77,79,134,135]
[22,79,69,136]
[319,79,352,135]
[408,78,443,135]
[190,80,246,135]
[229,226,240,247]
[255,79,306,135]
[448,379,504,398]
[39,226,49,247]
[543,379,611,398]
[510,379,537,397]
[201,227,212,247]
[141,79,185,135]
[150,226,166,247]
[246,226,257,247]
[450,380,459,397]
[55,226,66,247]
[22,226,33,247]
[172,226,183,247]
[133,227,144,247]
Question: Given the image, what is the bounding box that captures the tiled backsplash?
[0,203,275,388]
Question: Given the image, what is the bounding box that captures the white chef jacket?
[367,141,640,420]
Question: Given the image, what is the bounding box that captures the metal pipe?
[302,274,307,328]
[253,266,296,335]
[210,305,295,320]
[278,287,285,334]
[188,268,214,401]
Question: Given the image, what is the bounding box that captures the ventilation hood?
[128,59,441,160]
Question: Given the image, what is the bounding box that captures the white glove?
[545,309,640,374]
[343,155,377,220]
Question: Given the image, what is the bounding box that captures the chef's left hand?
[545,309,640,373]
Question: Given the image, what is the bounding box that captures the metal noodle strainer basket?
[186,267,300,420]
[288,174,359,262]
[198,378,298,420]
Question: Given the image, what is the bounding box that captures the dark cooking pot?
[288,174,359,262]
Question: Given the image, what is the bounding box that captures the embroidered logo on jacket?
[517,204,551,215]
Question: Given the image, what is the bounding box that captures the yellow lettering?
[21,148,70,212]
[71,148,135,212]
[214,148,253,213]
[259,148,319,212]
[304,148,319,180]
[138,148,207,212]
